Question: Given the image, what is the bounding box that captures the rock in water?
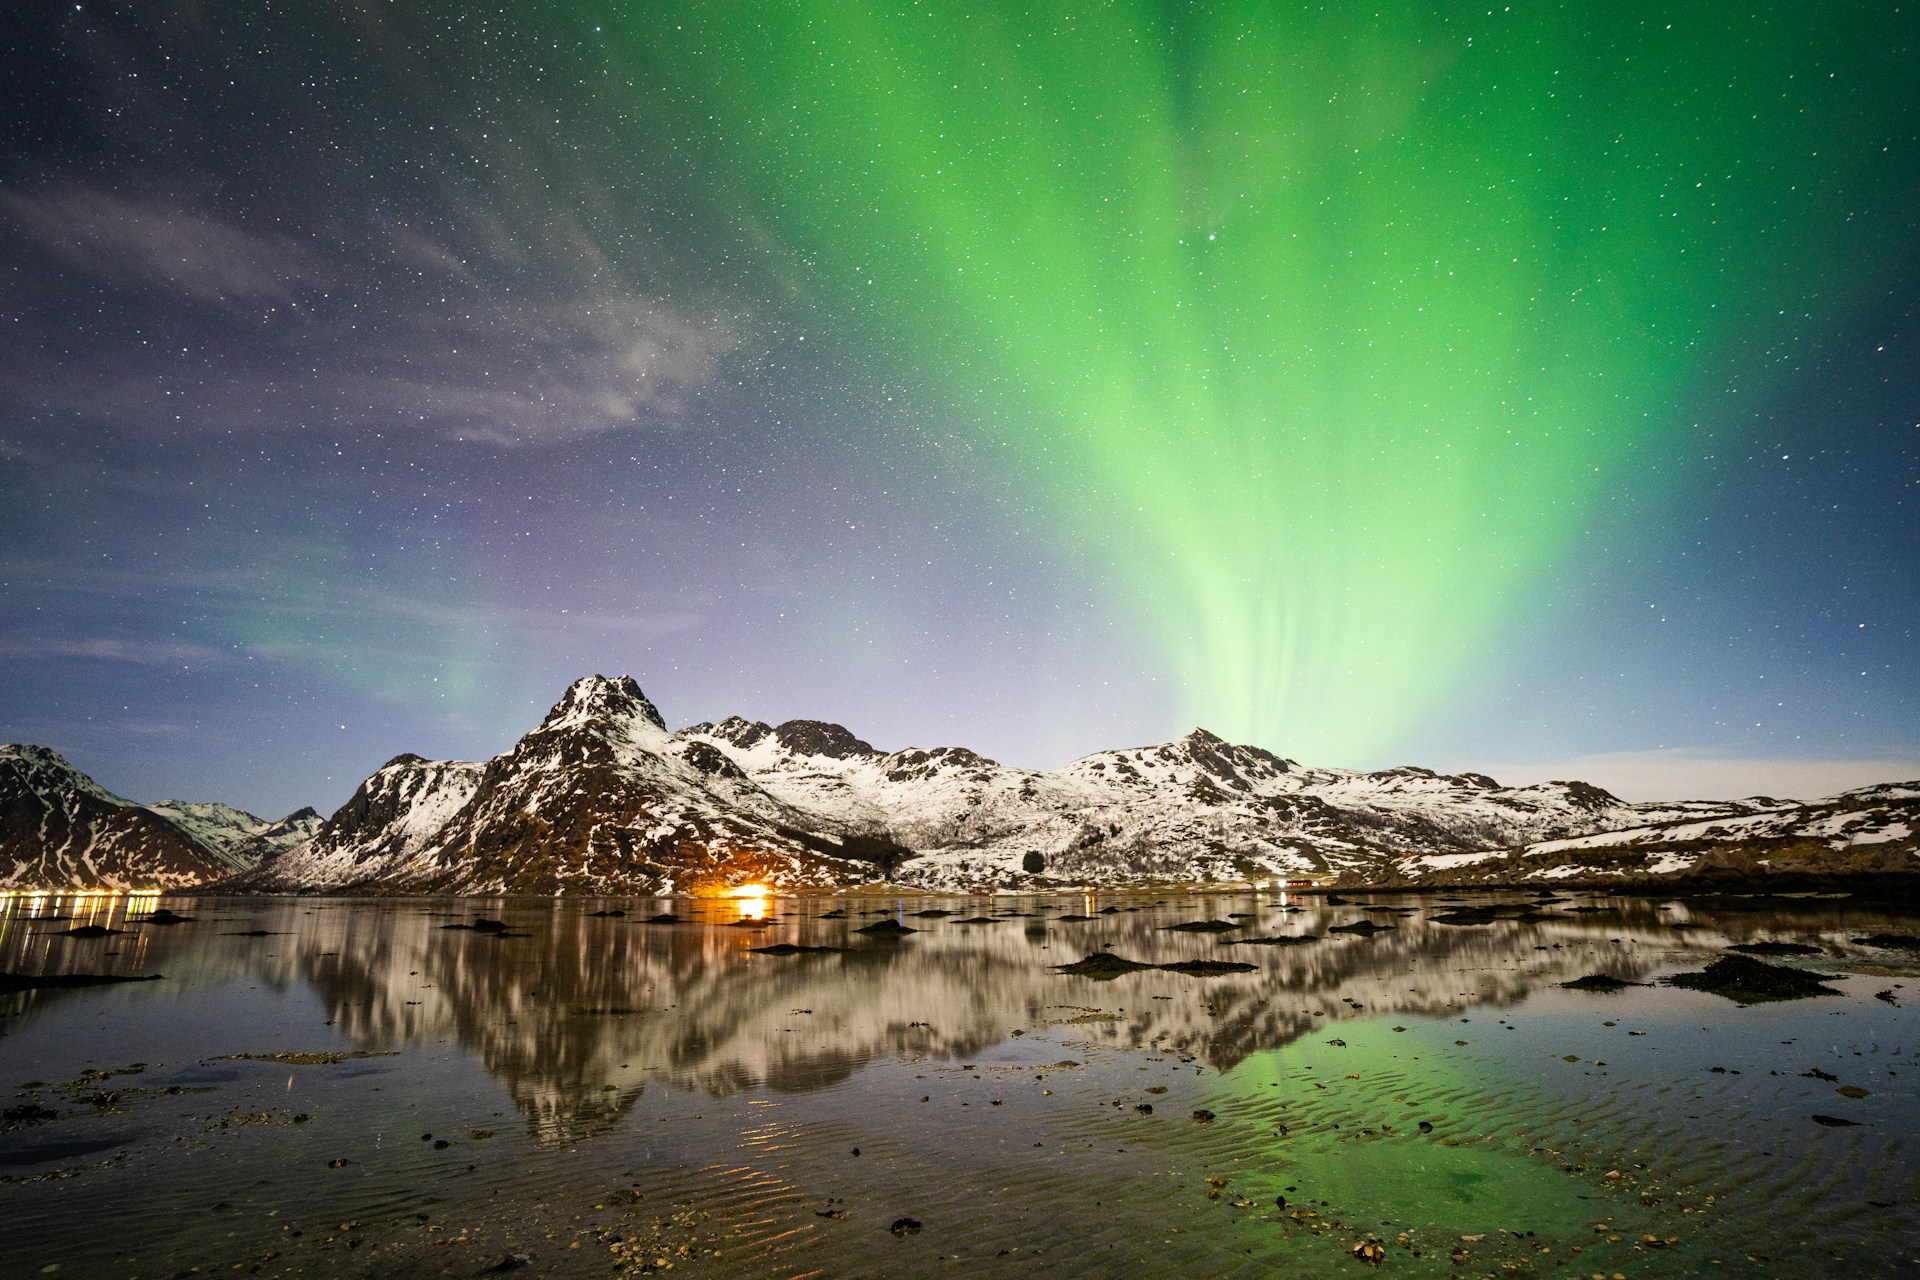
[1666,954,1840,1003]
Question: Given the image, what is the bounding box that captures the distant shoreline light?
[0,887,160,899]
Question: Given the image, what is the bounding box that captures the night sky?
[3,1,1916,819]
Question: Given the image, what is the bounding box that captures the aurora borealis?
[2,2,1916,815]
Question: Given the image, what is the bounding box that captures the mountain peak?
[772,719,877,759]
[2,742,137,807]
[538,675,666,734]
[2,742,74,770]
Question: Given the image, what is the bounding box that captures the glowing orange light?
[729,883,772,921]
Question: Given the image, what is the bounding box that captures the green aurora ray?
[628,1,1914,762]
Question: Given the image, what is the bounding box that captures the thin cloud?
[0,185,323,302]
[0,635,226,667]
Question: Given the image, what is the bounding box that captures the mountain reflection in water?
[6,890,1909,1145]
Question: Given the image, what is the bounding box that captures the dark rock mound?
[1430,905,1554,926]
[1054,952,1153,978]
[442,917,513,933]
[1560,974,1639,992]
[1666,954,1841,1003]
[1055,951,1256,979]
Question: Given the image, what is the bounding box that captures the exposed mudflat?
[3,888,1919,1277]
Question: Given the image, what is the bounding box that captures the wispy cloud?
[343,292,741,445]
[0,185,323,302]
[1468,748,1920,803]
[0,634,227,667]
[0,184,741,445]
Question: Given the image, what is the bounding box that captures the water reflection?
[5,890,1917,1145]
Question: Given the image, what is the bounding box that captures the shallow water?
[2,888,1917,1278]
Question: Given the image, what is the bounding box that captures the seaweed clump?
[1158,958,1258,976]
[1666,954,1841,1004]
[0,972,163,992]
[1224,934,1321,947]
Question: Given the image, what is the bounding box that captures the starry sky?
[2,1,1916,820]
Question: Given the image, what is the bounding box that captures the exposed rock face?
[0,745,313,889]
[769,720,876,760]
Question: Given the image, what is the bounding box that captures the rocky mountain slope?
[0,744,319,889]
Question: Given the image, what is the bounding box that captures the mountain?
[0,744,317,889]
[1383,780,1919,886]
[241,674,1915,895]
[12,677,1915,893]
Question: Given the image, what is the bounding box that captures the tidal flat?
[2,890,1917,1278]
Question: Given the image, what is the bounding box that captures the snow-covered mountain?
[14,677,1914,893]
[241,674,1861,895]
[0,744,318,889]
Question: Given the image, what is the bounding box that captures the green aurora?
[631,2,1911,762]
